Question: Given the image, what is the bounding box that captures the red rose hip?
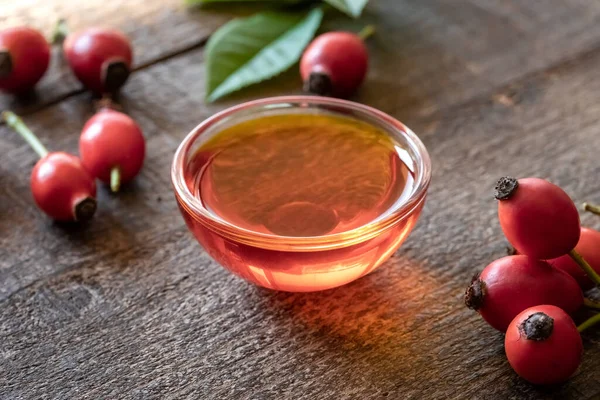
[79,109,145,192]
[2,111,96,222]
[31,152,97,221]
[495,177,580,260]
[63,28,133,94]
[505,305,582,385]
[0,27,50,94]
[300,27,372,98]
[465,255,583,332]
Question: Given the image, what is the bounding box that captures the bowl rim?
[171,95,431,251]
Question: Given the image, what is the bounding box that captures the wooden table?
[3,1,600,398]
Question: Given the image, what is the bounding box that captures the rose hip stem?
[358,25,375,40]
[569,249,600,286]
[583,202,600,216]
[51,19,69,45]
[577,312,600,332]
[111,167,121,192]
[583,298,600,310]
[2,111,49,158]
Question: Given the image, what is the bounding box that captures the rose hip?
[63,28,133,94]
[505,305,582,385]
[495,177,580,260]
[300,26,373,98]
[464,255,582,332]
[79,109,145,192]
[551,227,600,290]
[2,111,97,222]
[0,27,50,94]
[31,153,98,221]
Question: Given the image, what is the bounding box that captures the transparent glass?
[172,96,431,292]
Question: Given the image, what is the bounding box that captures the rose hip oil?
[182,113,422,291]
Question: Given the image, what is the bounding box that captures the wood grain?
[3,1,600,399]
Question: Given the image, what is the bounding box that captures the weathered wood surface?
[3,1,600,399]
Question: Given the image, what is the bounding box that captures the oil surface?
[192,113,414,237]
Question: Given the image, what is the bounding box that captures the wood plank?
[3,0,600,398]
[359,0,600,119]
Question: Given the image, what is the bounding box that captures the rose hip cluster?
[1,23,145,222]
[465,177,600,385]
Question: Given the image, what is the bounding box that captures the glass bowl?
[172,96,431,292]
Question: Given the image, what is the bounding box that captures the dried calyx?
[506,246,518,256]
[464,274,486,310]
[494,176,519,200]
[305,72,332,96]
[74,197,97,222]
[103,60,130,93]
[520,312,554,341]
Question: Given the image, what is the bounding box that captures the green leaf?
[187,0,262,3]
[323,0,369,17]
[186,0,302,4]
[205,8,323,102]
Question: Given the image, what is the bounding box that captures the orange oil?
[181,113,422,291]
